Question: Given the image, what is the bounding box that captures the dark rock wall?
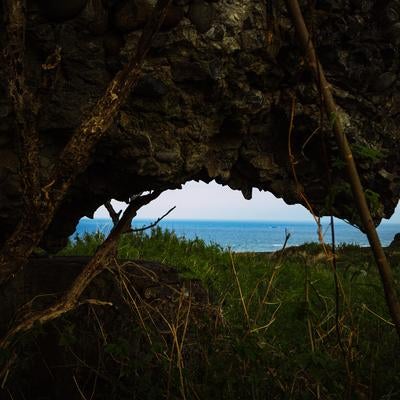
[0,0,400,250]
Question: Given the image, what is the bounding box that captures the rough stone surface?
[1,0,400,251]
[389,233,400,248]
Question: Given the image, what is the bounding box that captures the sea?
[74,218,400,252]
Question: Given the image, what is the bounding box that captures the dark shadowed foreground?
[0,230,399,399]
[1,1,400,398]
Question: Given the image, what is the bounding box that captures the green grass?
[57,228,400,399]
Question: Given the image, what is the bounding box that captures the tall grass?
[57,227,400,399]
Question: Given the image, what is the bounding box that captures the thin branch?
[0,0,172,286]
[284,0,400,339]
[63,191,162,304]
[129,206,176,233]
[104,200,122,227]
[50,0,172,190]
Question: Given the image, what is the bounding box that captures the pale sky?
[94,181,400,224]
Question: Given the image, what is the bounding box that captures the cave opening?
[72,181,400,252]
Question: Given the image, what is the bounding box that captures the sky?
[94,181,400,224]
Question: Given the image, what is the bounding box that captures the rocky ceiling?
[0,0,399,251]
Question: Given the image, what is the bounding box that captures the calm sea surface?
[74,218,400,252]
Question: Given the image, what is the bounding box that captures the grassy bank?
[56,227,400,399]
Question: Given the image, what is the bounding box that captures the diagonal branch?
[51,0,172,190]
[0,191,162,351]
[0,0,172,286]
[104,200,122,227]
[284,0,400,339]
[129,206,176,233]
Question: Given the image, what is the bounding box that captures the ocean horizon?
[74,218,400,252]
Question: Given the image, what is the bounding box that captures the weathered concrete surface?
[0,0,399,250]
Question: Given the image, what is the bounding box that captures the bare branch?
[52,0,172,190]
[104,200,122,227]
[129,206,176,233]
[0,190,162,350]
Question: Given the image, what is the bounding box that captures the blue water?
[73,218,400,252]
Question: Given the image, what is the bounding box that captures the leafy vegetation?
[351,144,386,163]
[53,228,400,399]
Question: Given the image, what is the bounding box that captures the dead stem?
[284,0,400,339]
